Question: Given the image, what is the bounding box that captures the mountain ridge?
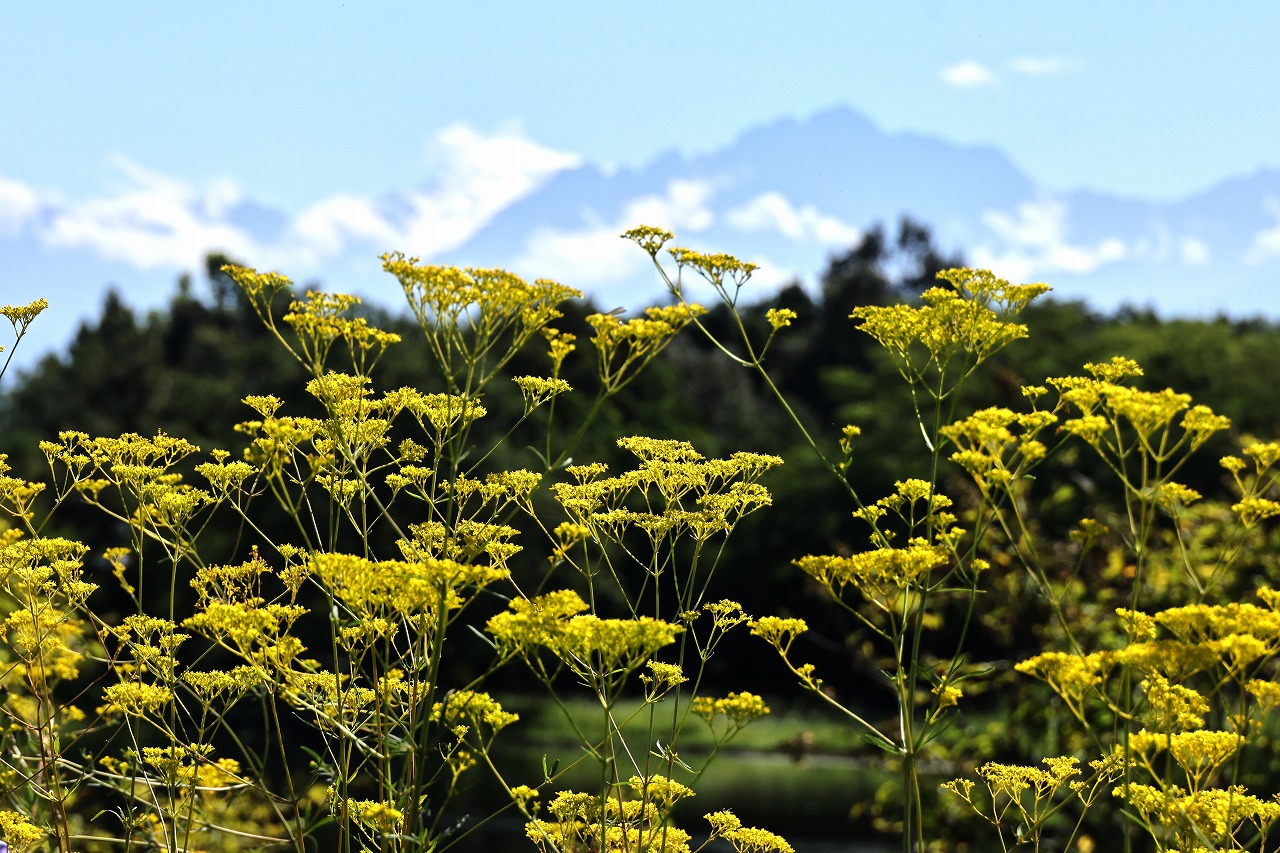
[4,104,1280,368]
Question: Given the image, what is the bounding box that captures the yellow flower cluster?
[195,457,256,498]
[667,247,760,292]
[542,327,577,376]
[587,304,708,392]
[1218,440,1280,531]
[190,548,272,605]
[1006,593,1280,845]
[382,253,581,389]
[629,774,695,807]
[183,598,309,669]
[523,778,752,853]
[107,613,189,681]
[1141,673,1209,732]
[385,386,488,438]
[312,552,509,626]
[748,616,808,651]
[434,688,517,732]
[342,798,404,834]
[794,543,949,608]
[0,809,45,853]
[692,692,770,733]
[1,535,94,606]
[0,298,49,334]
[972,755,1081,801]
[513,375,573,414]
[704,810,795,853]
[137,743,234,787]
[397,519,524,568]
[283,289,402,368]
[40,430,211,537]
[384,255,580,335]
[943,755,1109,846]
[99,681,174,717]
[942,406,1057,494]
[236,380,499,499]
[765,307,797,331]
[0,536,96,689]
[1050,358,1231,469]
[235,410,323,475]
[0,454,45,521]
[219,264,292,302]
[487,589,681,686]
[1114,782,1280,849]
[549,437,781,556]
[444,469,543,513]
[852,268,1049,393]
[180,665,266,706]
[1014,650,1114,719]
[621,225,675,258]
[642,660,688,692]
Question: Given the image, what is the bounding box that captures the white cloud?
[623,179,716,234]
[1245,198,1280,264]
[726,192,860,246]
[734,254,798,290]
[513,223,643,288]
[428,123,581,204]
[0,124,584,274]
[395,123,582,256]
[39,153,260,269]
[0,173,41,235]
[1009,56,1076,76]
[282,123,583,263]
[974,196,1127,280]
[287,195,401,260]
[511,179,717,288]
[940,60,995,88]
[1178,236,1211,266]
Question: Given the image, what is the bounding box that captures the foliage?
[6,215,1280,853]
[624,223,1280,853]
[0,262,789,852]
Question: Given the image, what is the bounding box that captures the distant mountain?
[5,105,1280,369]
[450,106,1280,318]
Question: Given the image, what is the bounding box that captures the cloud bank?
[940,60,995,88]
[0,123,584,276]
[941,55,1081,89]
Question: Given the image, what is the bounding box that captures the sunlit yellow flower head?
[852,268,1049,395]
[0,299,49,355]
[621,224,675,257]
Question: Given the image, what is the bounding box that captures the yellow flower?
[621,225,674,256]
[667,247,759,290]
[693,692,770,731]
[587,304,707,392]
[852,269,1048,393]
[704,810,794,853]
[344,799,404,834]
[100,681,175,717]
[0,298,50,331]
[932,683,963,710]
[1141,673,1208,732]
[765,307,797,330]
[749,616,808,650]
[0,810,44,853]
[512,375,572,414]
[628,774,695,807]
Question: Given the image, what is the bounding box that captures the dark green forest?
[6,220,1280,697]
[6,221,1278,628]
[6,220,1280,849]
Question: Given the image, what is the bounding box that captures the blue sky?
[5,2,1274,206]
[3,2,1280,360]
